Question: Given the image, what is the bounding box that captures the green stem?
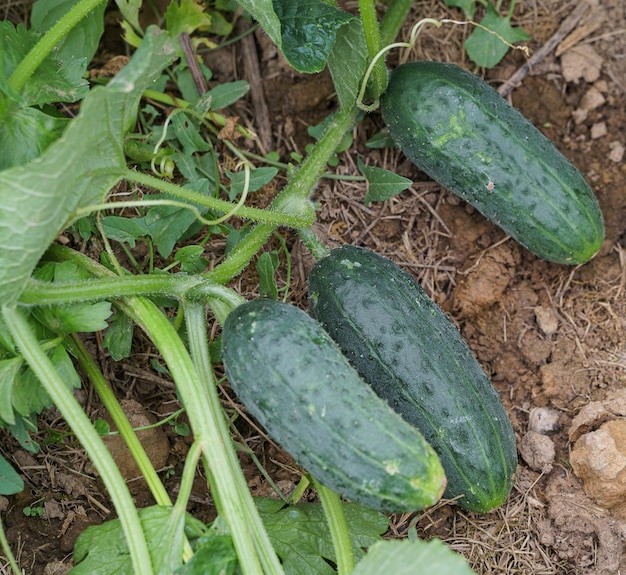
[69,333,201,560]
[296,227,330,261]
[123,296,268,574]
[358,0,388,99]
[379,0,415,46]
[42,245,276,573]
[204,223,274,285]
[0,515,21,575]
[119,169,316,228]
[69,335,171,506]
[184,304,284,574]
[2,305,154,575]
[313,478,355,575]
[8,0,106,93]
[206,105,359,285]
[20,275,199,305]
[19,274,242,308]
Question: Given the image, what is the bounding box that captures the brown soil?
[1,1,625,574]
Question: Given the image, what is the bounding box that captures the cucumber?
[221,298,446,513]
[308,245,517,512]
[381,61,604,265]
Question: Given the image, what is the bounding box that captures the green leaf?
[0,453,24,495]
[464,3,529,68]
[207,80,249,110]
[364,129,394,150]
[100,215,149,248]
[272,0,353,73]
[115,0,142,34]
[139,195,203,258]
[5,415,39,453]
[175,533,237,575]
[102,310,134,361]
[33,301,112,334]
[165,0,212,36]
[444,0,476,19]
[0,28,178,307]
[0,106,70,171]
[174,245,209,274]
[30,0,106,80]
[352,539,477,574]
[12,346,80,417]
[0,357,22,424]
[257,497,389,575]
[327,18,369,108]
[226,167,278,200]
[256,251,279,299]
[170,113,213,155]
[71,505,186,575]
[357,158,412,203]
[0,21,89,106]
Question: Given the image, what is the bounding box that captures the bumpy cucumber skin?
[221,298,446,513]
[308,246,517,512]
[381,61,605,265]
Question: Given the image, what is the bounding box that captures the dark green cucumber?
[381,61,604,265]
[221,298,446,513]
[308,245,517,512]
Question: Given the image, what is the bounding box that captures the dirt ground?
[1,0,625,574]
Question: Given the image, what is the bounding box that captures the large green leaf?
[272,0,353,73]
[352,539,477,575]
[327,18,369,109]
[235,0,352,73]
[0,21,89,107]
[464,3,529,68]
[257,497,389,575]
[0,453,24,495]
[0,27,178,307]
[71,505,186,575]
[30,0,106,80]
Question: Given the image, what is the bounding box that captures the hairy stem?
[120,169,316,228]
[379,0,415,46]
[313,478,355,575]
[8,0,106,93]
[206,105,359,284]
[2,305,153,575]
[358,0,388,99]
[184,304,285,574]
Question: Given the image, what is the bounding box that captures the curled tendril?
[356,17,530,112]
[74,163,252,227]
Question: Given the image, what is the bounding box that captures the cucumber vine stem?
[68,335,195,563]
[379,0,415,46]
[184,304,284,574]
[2,305,154,575]
[117,169,315,228]
[8,0,107,94]
[40,245,282,575]
[358,0,388,101]
[313,478,355,575]
[205,104,360,284]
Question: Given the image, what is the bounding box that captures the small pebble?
[590,122,607,140]
[528,406,560,434]
[534,306,559,336]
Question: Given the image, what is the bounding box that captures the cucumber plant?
[0,0,602,574]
